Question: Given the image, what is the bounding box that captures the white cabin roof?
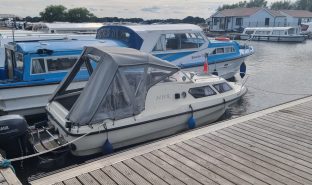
[123,24,202,33]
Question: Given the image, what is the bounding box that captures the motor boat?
[240,27,306,42]
[0,39,126,117]
[96,24,254,80]
[32,46,247,157]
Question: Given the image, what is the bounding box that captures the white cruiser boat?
[240,27,306,42]
[96,24,254,80]
[41,46,247,156]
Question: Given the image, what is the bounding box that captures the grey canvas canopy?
[50,46,179,126]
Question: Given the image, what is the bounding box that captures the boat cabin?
[0,39,126,88]
[242,27,300,36]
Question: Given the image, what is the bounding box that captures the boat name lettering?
[156,94,171,100]
[0,126,9,131]
[191,55,204,59]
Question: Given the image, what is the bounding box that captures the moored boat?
[240,27,306,42]
[96,24,254,79]
[40,46,247,156]
[0,39,126,116]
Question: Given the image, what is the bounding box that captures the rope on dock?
[0,159,15,174]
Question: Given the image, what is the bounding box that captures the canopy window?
[50,46,179,126]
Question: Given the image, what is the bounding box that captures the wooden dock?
[0,154,22,185]
[30,96,312,185]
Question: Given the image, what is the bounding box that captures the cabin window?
[224,47,235,53]
[216,48,224,54]
[16,53,23,71]
[32,59,46,74]
[47,56,77,72]
[272,30,284,35]
[153,34,166,51]
[245,30,254,34]
[189,85,216,98]
[213,82,232,93]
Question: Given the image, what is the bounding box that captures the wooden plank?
[63,178,82,185]
[237,122,312,152]
[101,166,134,185]
[0,155,22,185]
[161,147,235,185]
[143,153,201,185]
[228,125,312,159]
[248,120,312,145]
[281,107,312,119]
[251,118,312,141]
[278,108,312,119]
[214,130,312,174]
[112,162,152,185]
[261,115,312,133]
[221,128,312,167]
[265,114,312,131]
[277,109,312,124]
[194,136,302,185]
[0,173,5,183]
[184,139,284,185]
[89,170,117,185]
[133,155,184,185]
[168,144,252,185]
[177,141,266,185]
[151,150,217,185]
[200,134,312,185]
[76,173,100,185]
[53,182,64,185]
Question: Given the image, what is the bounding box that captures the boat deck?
[30,96,312,185]
[0,154,22,185]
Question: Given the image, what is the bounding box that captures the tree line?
[23,5,206,24]
[218,0,312,11]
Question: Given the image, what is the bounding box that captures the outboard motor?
[0,115,28,158]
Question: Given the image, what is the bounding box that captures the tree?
[66,8,96,22]
[295,0,312,11]
[270,0,293,10]
[39,5,67,22]
[246,0,268,8]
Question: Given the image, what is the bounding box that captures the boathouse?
[210,8,285,32]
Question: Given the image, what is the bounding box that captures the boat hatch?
[50,46,179,126]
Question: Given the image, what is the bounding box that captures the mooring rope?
[0,159,15,174]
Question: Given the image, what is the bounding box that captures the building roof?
[212,7,284,17]
[280,10,312,18]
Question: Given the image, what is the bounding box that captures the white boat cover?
[51,46,179,126]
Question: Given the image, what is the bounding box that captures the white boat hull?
[240,34,306,42]
[0,84,58,116]
[184,57,245,80]
[0,81,86,116]
[53,102,227,156]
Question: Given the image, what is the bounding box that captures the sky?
[0,0,281,19]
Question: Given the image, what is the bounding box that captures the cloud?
[141,6,161,13]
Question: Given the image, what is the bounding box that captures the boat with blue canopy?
[0,38,126,116]
[96,24,254,79]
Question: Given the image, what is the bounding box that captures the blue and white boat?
[0,39,125,116]
[96,24,254,79]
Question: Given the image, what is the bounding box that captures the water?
[230,40,312,117]
[14,40,312,184]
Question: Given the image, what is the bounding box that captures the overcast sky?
[1,0,281,19]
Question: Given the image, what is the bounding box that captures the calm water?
[15,40,312,184]
[230,39,312,117]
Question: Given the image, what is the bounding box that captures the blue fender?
[240,62,246,78]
